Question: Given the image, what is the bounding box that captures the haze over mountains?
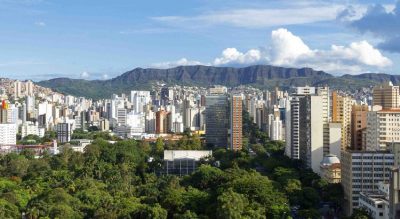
[37,65,400,99]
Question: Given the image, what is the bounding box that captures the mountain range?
[37,65,400,99]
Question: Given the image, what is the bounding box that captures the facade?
[20,122,39,138]
[117,108,127,126]
[359,192,389,219]
[163,150,212,175]
[14,81,22,98]
[351,104,368,150]
[99,119,109,131]
[366,109,400,151]
[332,92,354,150]
[56,123,71,143]
[328,122,342,159]
[205,95,229,148]
[0,124,17,145]
[130,91,151,113]
[156,110,169,134]
[299,95,324,174]
[270,116,283,141]
[289,96,301,159]
[230,94,243,151]
[390,167,400,219]
[373,82,400,109]
[317,87,330,156]
[341,150,394,216]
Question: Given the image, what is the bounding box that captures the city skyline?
[1,0,400,80]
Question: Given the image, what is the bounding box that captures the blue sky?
[0,0,399,81]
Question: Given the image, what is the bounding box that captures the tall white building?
[20,122,40,138]
[270,116,283,141]
[126,112,146,134]
[130,91,151,113]
[328,122,342,159]
[284,97,292,157]
[317,87,331,156]
[6,105,18,124]
[25,80,34,96]
[14,81,22,98]
[0,124,17,145]
[117,108,127,126]
[299,95,324,174]
[366,109,400,151]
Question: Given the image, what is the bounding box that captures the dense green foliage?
[0,112,347,218]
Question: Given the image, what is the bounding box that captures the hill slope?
[37,65,399,99]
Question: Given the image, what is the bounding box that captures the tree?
[297,208,321,219]
[154,138,164,156]
[350,208,372,219]
[0,198,19,218]
[216,189,248,219]
[6,155,29,177]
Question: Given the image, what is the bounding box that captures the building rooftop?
[321,154,340,165]
[164,150,212,161]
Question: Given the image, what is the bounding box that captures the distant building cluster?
[2,77,400,218]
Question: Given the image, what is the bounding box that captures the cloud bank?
[344,2,400,53]
[152,4,344,29]
[154,28,391,74]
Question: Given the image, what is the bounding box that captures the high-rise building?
[21,122,39,138]
[56,123,71,143]
[288,96,302,159]
[6,105,18,124]
[332,91,354,150]
[270,116,283,141]
[117,108,127,126]
[341,150,394,216]
[317,87,331,156]
[299,95,324,174]
[99,119,109,131]
[351,104,368,150]
[373,82,400,109]
[130,91,151,113]
[205,95,229,148]
[156,110,169,134]
[230,94,242,151]
[390,167,400,219]
[25,80,34,96]
[0,124,17,145]
[366,109,400,151]
[295,86,316,95]
[161,87,174,105]
[328,122,342,158]
[14,81,22,98]
[208,86,227,95]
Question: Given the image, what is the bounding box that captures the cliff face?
[37,65,398,99]
[111,65,332,86]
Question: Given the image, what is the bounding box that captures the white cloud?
[34,21,46,27]
[80,71,90,78]
[152,5,344,29]
[211,28,392,74]
[150,28,391,74]
[213,48,263,66]
[269,28,312,65]
[150,58,204,69]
